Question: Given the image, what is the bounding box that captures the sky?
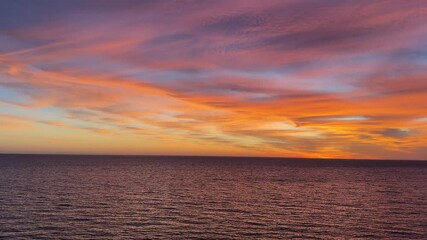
[0,0,426,160]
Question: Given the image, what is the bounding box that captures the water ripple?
[0,155,426,239]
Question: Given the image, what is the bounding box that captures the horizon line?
[0,152,425,162]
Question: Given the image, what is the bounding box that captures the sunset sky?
[0,0,426,159]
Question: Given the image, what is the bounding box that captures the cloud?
[375,128,419,139]
[0,0,426,159]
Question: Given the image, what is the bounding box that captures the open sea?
[0,154,426,239]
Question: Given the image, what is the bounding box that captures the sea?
[0,154,426,239]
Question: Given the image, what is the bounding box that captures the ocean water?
[0,155,426,239]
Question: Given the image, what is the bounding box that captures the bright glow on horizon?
[0,0,427,160]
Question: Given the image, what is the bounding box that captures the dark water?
[0,155,426,239]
